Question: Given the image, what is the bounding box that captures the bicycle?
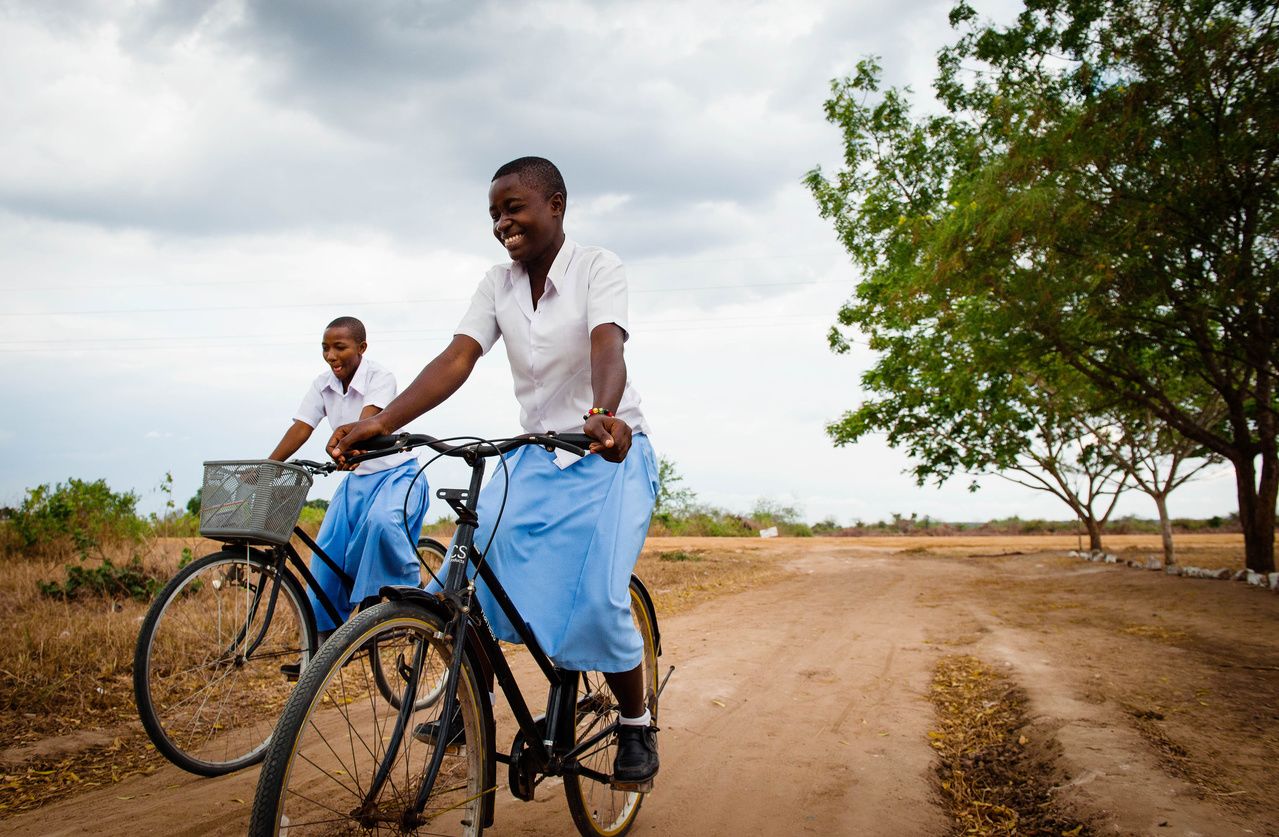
[248,432,671,837]
[132,456,447,777]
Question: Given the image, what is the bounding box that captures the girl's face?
[322,326,365,385]
[488,173,564,265]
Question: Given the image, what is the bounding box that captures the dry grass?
[1,736,161,817]
[0,540,203,745]
[929,655,1090,836]
[635,538,790,617]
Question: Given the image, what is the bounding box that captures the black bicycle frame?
[214,533,355,661]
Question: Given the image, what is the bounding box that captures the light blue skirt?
[470,434,657,672]
[310,460,429,632]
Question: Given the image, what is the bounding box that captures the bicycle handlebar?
[289,459,338,475]
[343,432,593,465]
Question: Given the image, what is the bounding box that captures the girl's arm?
[328,335,483,461]
[269,420,315,462]
[584,323,633,462]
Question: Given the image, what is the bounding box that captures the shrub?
[657,549,704,562]
[10,478,147,558]
[37,555,163,602]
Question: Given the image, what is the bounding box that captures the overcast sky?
[2,0,1237,525]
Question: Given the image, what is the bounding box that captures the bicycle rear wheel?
[416,535,448,586]
[250,600,489,836]
[369,536,451,710]
[133,549,315,776]
[563,578,661,837]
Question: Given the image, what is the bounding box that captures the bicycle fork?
[347,607,476,830]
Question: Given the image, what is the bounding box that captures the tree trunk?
[1084,516,1103,552]
[1153,493,1175,566]
[1235,453,1277,574]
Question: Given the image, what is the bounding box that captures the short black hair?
[492,156,567,205]
[326,316,366,343]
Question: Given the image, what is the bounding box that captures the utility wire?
[0,251,839,293]
[1,279,848,318]
[1,317,863,353]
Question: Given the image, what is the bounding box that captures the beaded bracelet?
[583,407,614,420]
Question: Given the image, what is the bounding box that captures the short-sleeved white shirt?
[454,239,650,466]
[294,357,413,475]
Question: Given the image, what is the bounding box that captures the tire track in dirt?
[484,547,952,836]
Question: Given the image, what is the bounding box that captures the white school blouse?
[294,357,413,476]
[455,239,650,466]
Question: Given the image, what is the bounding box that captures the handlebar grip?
[537,432,592,458]
[353,434,406,451]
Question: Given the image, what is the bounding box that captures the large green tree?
[807,0,1278,571]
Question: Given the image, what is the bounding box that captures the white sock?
[618,709,651,727]
[489,691,496,706]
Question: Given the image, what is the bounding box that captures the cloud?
[4,0,1235,524]
[0,0,963,249]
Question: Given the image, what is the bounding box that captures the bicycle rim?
[251,602,488,836]
[564,582,660,837]
[134,551,313,775]
[367,537,452,711]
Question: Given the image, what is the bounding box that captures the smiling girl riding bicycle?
[329,156,661,787]
[268,316,430,675]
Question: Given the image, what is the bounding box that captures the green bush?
[298,505,327,528]
[11,478,147,558]
[657,549,704,562]
[37,555,162,602]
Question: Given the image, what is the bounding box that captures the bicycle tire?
[416,535,448,584]
[250,600,490,836]
[133,549,315,776]
[369,536,452,710]
[563,578,661,837]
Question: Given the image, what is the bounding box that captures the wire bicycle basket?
[198,460,313,546]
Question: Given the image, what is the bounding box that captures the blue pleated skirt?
[470,434,658,672]
[310,459,430,632]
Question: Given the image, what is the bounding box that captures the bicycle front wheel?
[564,578,661,837]
[133,549,315,776]
[250,600,490,836]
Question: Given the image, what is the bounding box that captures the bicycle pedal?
[609,778,653,793]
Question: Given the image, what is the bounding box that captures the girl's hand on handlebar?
[583,414,631,463]
[327,418,386,467]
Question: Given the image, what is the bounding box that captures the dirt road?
[4,539,1276,836]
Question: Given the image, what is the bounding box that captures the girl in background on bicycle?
[328,157,661,788]
[269,316,429,675]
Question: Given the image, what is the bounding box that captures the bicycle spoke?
[252,605,486,836]
[137,552,311,774]
[294,748,363,801]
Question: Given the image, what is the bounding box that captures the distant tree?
[186,488,202,518]
[807,0,1279,571]
[1086,404,1227,564]
[655,456,697,516]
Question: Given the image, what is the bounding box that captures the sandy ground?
[3,535,1276,836]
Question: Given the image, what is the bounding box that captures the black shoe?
[413,709,465,749]
[612,724,658,790]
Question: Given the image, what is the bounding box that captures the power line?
[0,280,848,317]
[0,251,841,293]
[1,316,859,353]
